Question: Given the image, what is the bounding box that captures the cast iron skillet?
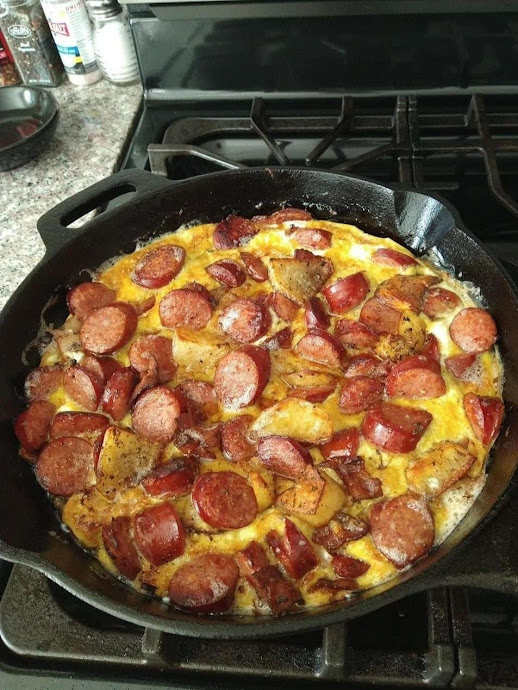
[0,168,517,640]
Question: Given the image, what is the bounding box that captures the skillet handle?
[37,170,174,254]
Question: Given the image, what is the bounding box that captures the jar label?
[7,25,31,39]
[40,0,98,75]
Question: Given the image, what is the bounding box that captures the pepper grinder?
[85,0,139,85]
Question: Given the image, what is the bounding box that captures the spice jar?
[0,28,20,85]
[86,0,139,85]
[0,0,64,86]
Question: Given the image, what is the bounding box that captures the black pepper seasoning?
[0,0,63,86]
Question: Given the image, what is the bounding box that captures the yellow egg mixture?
[39,216,502,614]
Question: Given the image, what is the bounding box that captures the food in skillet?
[14,208,504,615]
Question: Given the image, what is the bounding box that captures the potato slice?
[268,253,333,304]
[406,441,476,497]
[376,310,426,361]
[172,327,229,376]
[248,467,275,512]
[276,469,346,527]
[250,398,333,444]
[96,426,162,499]
[375,275,440,311]
[63,489,110,548]
[281,370,337,388]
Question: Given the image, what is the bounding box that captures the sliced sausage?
[372,248,418,268]
[81,356,122,384]
[339,376,384,414]
[290,227,332,250]
[449,308,497,354]
[332,554,370,578]
[102,368,138,421]
[422,287,461,319]
[131,355,159,403]
[219,298,271,344]
[344,354,391,379]
[67,282,116,321]
[235,540,270,576]
[239,251,268,282]
[129,335,176,384]
[370,494,435,568]
[463,393,504,445]
[80,302,137,355]
[132,245,186,289]
[330,457,383,501]
[445,354,478,380]
[312,513,368,552]
[362,402,432,453]
[320,427,360,462]
[263,326,293,350]
[133,296,156,315]
[335,319,378,349]
[25,365,63,402]
[270,292,299,322]
[159,288,213,330]
[221,415,255,462]
[267,519,318,579]
[257,208,312,224]
[141,456,198,497]
[36,436,93,496]
[131,386,182,443]
[322,273,369,314]
[359,297,402,335]
[176,379,218,417]
[420,334,440,362]
[50,411,109,439]
[295,329,344,368]
[168,553,239,613]
[375,275,440,312]
[102,516,141,580]
[308,577,358,593]
[134,502,185,566]
[14,400,55,453]
[214,345,271,410]
[305,297,330,330]
[192,471,258,529]
[206,259,246,288]
[385,354,446,399]
[287,383,335,403]
[64,365,104,411]
[213,215,258,249]
[257,436,312,479]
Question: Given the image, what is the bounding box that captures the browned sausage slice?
[290,227,332,250]
[270,292,299,322]
[50,412,109,439]
[287,382,335,403]
[134,502,185,566]
[312,513,368,552]
[81,356,122,384]
[168,553,239,613]
[320,427,360,462]
[322,273,369,314]
[463,393,504,445]
[64,365,104,411]
[159,288,213,330]
[332,554,370,578]
[102,368,138,421]
[372,248,418,268]
[370,494,435,568]
[422,287,460,319]
[295,329,344,368]
[305,297,330,330]
[214,345,271,410]
[80,302,137,355]
[239,251,269,282]
[176,379,218,417]
[206,259,246,288]
[327,457,383,501]
[14,400,55,453]
[445,354,479,382]
[102,516,141,580]
[67,282,116,321]
[257,436,312,479]
[131,386,182,443]
[221,415,255,462]
[132,245,186,289]
[192,471,258,529]
[213,215,258,249]
[449,308,497,354]
[36,437,93,496]
[263,326,293,351]
[344,354,391,379]
[362,402,432,453]
[335,319,378,349]
[219,298,271,344]
[339,376,384,414]
[129,335,176,384]
[141,456,198,497]
[385,354,446,399]
[375,275,440,312]
[257,208,312,223]
[359,297,402,334]
[25,365,63,402]
[267,519,318,579]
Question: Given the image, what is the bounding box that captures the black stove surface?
[2,92,518,689]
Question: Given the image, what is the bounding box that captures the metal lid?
[85,0,122,19]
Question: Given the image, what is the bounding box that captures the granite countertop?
[0,79,142,310]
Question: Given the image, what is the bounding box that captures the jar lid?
[85,0,122,19]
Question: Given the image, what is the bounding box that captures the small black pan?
[0,168,516,639]
[0,85,59,171]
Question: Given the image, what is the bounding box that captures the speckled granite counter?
[0,79,142,310]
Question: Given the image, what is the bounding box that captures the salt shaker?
[86,0,139,85]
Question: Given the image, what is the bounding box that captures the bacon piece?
[312,513,368,552]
